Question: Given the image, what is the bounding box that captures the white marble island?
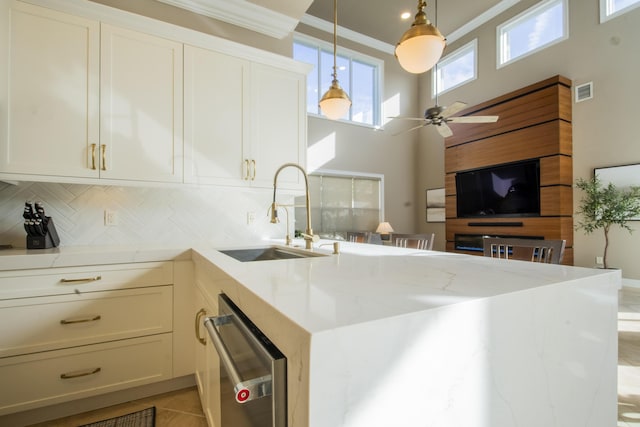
[193,241,619,427]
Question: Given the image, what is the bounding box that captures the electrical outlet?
[596,256,604,265]
[247,211,256,225]
[104,210,118,226]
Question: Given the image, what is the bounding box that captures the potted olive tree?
[575,175,640,268]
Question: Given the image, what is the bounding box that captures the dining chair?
[392,233,435,250]
[347,231,369,243]
[482,237,566,264]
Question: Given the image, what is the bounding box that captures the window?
[497,0,568,68]
[294,171,383,239]
[293,34,383,127]
[600,0,640,22]
[432,39,477,97]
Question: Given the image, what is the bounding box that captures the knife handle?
[101,144,107,171]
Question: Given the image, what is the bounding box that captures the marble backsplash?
[0,181,291,249]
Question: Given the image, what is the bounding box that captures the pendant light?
[395,0,446,74]
[319,0,351,120]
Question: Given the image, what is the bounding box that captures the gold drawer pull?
[195,308,207,346]
[60,315,101,325]
[90,144,97,170]
[60,276,102,284]
[60,367,101,379]
[101,144,107,171]
[251,159,256,180]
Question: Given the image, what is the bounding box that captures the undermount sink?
[219,246,327,262]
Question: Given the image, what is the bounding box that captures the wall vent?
[575,82,593,103]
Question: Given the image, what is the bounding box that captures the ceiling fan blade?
[436,123,453,138]
[392,123,427,136]
[441,101,468,118]
[447,115,499,123]
[388,116,429,121]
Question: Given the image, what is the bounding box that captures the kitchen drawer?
[0,333,172,415]
[0,286,173,358]
[0,262,173,300]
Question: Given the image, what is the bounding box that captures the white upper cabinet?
[249,63,307,190]
[184,46,307,190]
[0,2,100,178]
[100,24,183,183]
[0,0,307,188]
[184,45,249,186]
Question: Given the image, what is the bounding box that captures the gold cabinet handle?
[60,315,101,325]
[251,159,256,180]
[90,144,97,170]
[59,276,102,284]
[195,308,207,346]
[100,144,107,171]
[60,367,101,379]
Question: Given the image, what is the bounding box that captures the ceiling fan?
[391,100,499,138]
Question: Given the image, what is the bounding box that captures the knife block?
[26,217,60,249]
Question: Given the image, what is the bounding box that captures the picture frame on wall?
[595,163,640,220]
[426,188,445,223]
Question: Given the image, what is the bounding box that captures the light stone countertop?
[0,240,618,335]
[192,238,620,334]
[0,240,620,427]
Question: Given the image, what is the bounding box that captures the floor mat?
[78,406,155,427]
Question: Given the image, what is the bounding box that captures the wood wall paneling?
[445,120,571,173]
[444,76,573,264]
[446,217,574,246]
[540,155,573,186]
[540,186,573,216]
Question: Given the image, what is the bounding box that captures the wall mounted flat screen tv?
[456,159,541,218]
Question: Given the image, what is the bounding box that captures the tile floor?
[26,386,206,427]
[26,288,640,426]
[619,287,640,426]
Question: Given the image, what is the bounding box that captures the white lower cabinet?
[0,334,172,415]
[0,262,176,416]
[194,285,219,427]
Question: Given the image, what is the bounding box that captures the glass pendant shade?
[319,79,351,120]
[395,1,446,74]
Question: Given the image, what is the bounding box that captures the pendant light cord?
[434,0,439,105]
[332,0,338,81]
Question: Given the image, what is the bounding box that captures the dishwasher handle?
[204,315,273,404]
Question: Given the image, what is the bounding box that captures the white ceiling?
[304,0,516,47]
[161,0,521,45]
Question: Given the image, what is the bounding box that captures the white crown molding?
[156,0,299,39]
[300,0,521,55]
[446,0,521,44]
[300,14,396,56]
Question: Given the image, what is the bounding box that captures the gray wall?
[416,0,640,277]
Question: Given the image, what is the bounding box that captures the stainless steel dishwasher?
[204,294,287,427]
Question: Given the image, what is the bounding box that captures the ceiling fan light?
[395,25,445,74]
[319,80,352,120]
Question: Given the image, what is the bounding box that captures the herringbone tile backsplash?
[0,181,290,248]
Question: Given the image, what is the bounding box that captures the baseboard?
[623,278,640,289]
[0,375,196,427]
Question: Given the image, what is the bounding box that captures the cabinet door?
[194,286,220,427]
[184,45,249,186]
[1,2,99,178]
[100,24,183,183]
[250,63,307,190]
